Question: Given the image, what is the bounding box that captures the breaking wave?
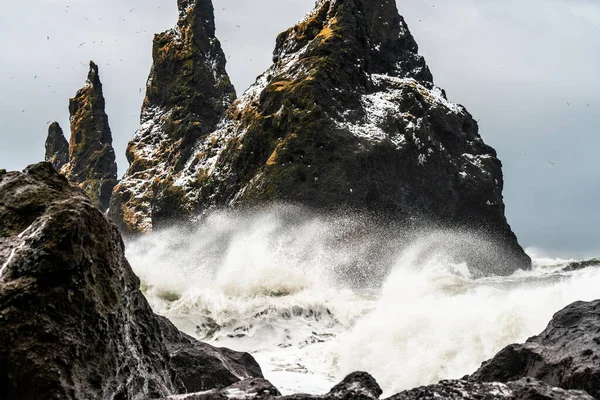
[125,205,600,396]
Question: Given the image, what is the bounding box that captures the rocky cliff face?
[0,163,262,399]
[109,0,236,232]
[111,0,529,271]
[44,122,69,171]
[471,299,600,399]
[59,61,118,212]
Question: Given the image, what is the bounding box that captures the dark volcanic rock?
[0,163,262,399]
[44,121,69,171]
[162,378,282,400]
[109,0,236,232]
[111,0,529,272]
[163,371,381,399]
[156,315,263,392]
[389,378,594,400]
[471,299,600,399]
[62,61,118,211]
[561,258,600,272]
[164,373,592,400]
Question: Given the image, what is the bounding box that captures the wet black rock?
[163,372,592,400]
[161,378,282,399]
[471,299,600,399]
[561,258,600,272]
[162,371,380,399]
[44,121,69,171]
[156,315,263,392]
[0,163,262,399]
[389,378,594,400]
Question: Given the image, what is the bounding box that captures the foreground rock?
[163,372,380,399]
[111,0,529,273]
[163,372,593,400]
[0,163,261,399]
[390,378,594,400]
[471,299,600,399]
[44,122,69,171]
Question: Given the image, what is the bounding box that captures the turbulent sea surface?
[126,206,600,397]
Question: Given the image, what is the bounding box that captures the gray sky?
[1,0,599,257]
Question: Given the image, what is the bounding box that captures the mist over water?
[125,205,600,396]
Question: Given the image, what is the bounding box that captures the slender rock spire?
[44,122,69,171]
[63,61,118,211]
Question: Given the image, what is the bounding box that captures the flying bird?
[79,42,86,47]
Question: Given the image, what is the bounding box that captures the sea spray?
[125,206,600,395]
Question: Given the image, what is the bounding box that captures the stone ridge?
[44,121,69,171]
[62,61,118,211]
[109,0,236,233]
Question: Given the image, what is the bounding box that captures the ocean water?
[125,206,600,397]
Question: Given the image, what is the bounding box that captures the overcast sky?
[1,0,599,257]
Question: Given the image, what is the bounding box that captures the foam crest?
[125,206,600,396]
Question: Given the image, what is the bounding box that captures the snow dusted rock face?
[60,61,118,212]
[44,122,69,171]
[109,0,236,232]
[111,0,529,271]
[0,163,262,399]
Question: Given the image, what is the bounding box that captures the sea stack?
[111,0,529,272]
[109,0,236,232]
[61,61,118,212]
[44,121,69,171]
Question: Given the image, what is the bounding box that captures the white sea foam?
[125,206,600,396]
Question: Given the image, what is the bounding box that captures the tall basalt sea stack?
[58,61,118,211]
[109,0,236,232]
[44,122,69,171]
[111,0,529,272]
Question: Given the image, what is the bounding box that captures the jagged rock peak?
[44,121,69,171]
[63,60,118,212]
[109,0,235,233]
[145,0,235,115]
[85,59,102,88]
[272,0,432,82]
